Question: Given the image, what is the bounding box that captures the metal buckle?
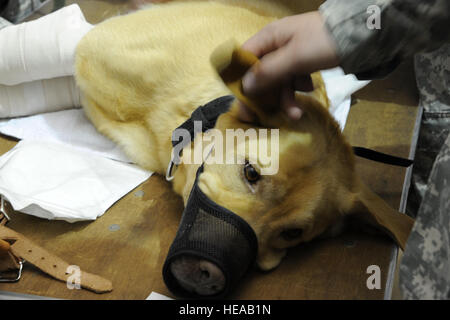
[0,260,24,283]
[166,143,216,182]
[0,195,11,225]
[165,151,178,182]
[0,195,22,283]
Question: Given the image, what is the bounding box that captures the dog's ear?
[210,39,328,127]
[348,179,415,250]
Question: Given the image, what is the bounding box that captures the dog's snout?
[169,255,225,296]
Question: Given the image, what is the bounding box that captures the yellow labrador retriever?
[74,0,414,297]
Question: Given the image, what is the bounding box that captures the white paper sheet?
[0,140,152,222]
[0,108,131,162]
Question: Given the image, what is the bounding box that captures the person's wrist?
[315,11,340,68]
[293,11,340,72]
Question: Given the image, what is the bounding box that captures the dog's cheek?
[256,248,287,271]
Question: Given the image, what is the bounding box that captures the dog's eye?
[280,228,303,241]
[244,162,260,184]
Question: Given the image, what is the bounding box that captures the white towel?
[0,4,93,85]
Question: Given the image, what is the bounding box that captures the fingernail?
[287,106,303,120]
[242,71,256,95]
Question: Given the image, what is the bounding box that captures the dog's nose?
[169,255,225,296]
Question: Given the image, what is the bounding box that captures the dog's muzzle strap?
[352,146,413,167]
[171,95,234,150]
[163,164,258,298]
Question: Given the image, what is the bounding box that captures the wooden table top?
[0,1,420,300]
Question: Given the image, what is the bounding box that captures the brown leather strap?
[0,239,9,253]
[0,225,113,293]
[0,251,20,269]
[0,239,20,272]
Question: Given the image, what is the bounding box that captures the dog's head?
[164,41,414,298]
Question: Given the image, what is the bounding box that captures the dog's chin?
[256,248,287,271]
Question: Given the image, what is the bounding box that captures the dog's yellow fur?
[75,0,414,271]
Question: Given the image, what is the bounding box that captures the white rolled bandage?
[0,76,81,118]
[0,4,93,85]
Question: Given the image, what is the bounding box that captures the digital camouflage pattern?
[400,133,450,299]
[407,45,450,219]
[320,0,450,299]
[320,0,450,79]
[0,0,55,23]
[400,44,450,300]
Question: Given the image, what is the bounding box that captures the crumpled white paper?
[321,67,370,130]
[0,140,151,223]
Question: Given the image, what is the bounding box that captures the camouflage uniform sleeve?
[399,132,450,299]
[319,0,450,79]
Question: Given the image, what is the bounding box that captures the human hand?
[239,11,339,122]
